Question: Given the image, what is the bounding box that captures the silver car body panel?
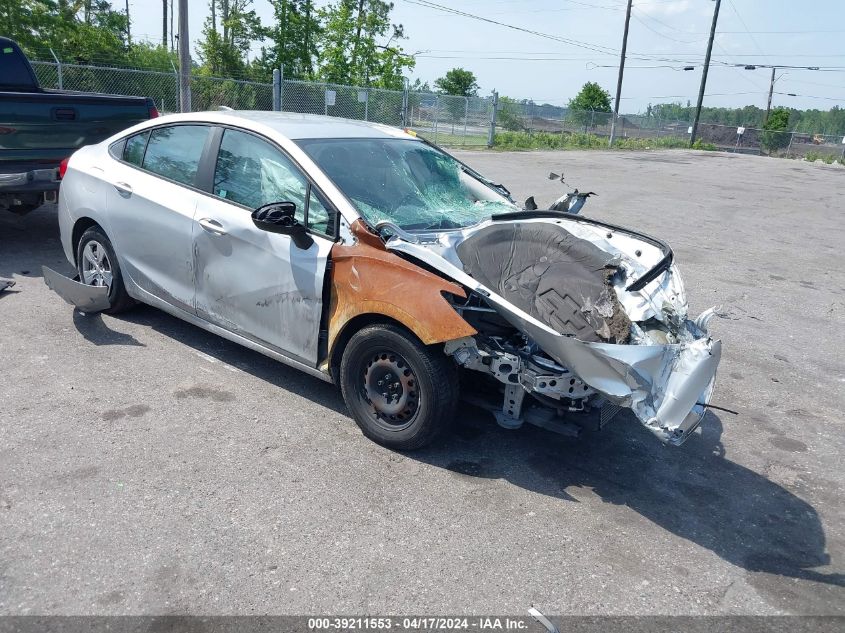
[42,266,111,312]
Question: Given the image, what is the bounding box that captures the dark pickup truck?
[0,37,158,215]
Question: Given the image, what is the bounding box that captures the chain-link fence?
[28,59,844,157]
[492,97,845,158]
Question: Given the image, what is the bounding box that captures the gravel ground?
[0,149,843,616]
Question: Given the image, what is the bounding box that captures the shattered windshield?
[296,138,515,230]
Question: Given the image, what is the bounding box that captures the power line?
[631,13,707,44]
[774,91,843,102]
[401,0,622,57]
[620,91,764,100]
[726,0,770,63]
[404,0,845,71]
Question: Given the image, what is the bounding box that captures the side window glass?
[142,125,208,186]
[123,132,149,166]
[109,138,126,160]
[213,129,308,216]
[308,189,332,235]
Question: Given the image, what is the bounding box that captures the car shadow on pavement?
[0,205,68,283]
[72,310,146,347]
[416,409,845,591]
[117,304,348,416]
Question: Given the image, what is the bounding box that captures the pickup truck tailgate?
[0,91,151,166]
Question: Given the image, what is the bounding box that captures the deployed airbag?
[455,222,630,343]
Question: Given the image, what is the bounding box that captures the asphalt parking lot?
[1,149,843,616]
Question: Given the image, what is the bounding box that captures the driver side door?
[192,126,335,367]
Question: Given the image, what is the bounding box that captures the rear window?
[0,44,36,89]
[123,132,149,166]
[141,125,209,187]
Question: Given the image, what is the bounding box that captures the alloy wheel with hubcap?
[75,226,134,314]
[80,240,113,289]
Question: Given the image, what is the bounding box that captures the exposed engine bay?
[384,211,722,446]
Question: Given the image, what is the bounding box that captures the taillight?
[149,105,160,119]
[58,157,70,179]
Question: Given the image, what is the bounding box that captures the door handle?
[113,181,132,195]
[198,217,227,235]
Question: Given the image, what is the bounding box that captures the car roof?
[206,110,409,140]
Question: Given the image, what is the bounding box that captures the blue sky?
[123,0,845,112]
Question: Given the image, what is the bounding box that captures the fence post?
[364,88,369,121]
[170,59,178,113]
[279,65,284,111]
[272,68,281,111]
[463,97,469,146]
[786,130,795,158]
[487,90,498,148]
[402,77,409,127]
[49,48,62,90]
[433,95,440,145]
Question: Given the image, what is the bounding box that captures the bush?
[492,130,690,151]
[761,107,791,153]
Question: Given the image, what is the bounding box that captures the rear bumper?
[0,168,60,194]
[42,266,110,312]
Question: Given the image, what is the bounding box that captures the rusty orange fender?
[326,220,477,360]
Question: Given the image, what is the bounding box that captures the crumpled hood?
[384,214,722,445]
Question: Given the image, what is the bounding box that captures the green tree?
[195,0,264,78]
[496,96,527,132]
[568,81,611,127]
[434,68,479,97]
[261,0,320,80]
[316,0,414,89]
[761,106,791,153]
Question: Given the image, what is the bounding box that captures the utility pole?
[162,0,168,47]
[178,0,191,112]
[125,0,132,44]
[608,0,633,148]
[690,0,721,148]
[765,66,776,123]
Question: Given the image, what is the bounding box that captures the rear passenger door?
[106,124,211,312]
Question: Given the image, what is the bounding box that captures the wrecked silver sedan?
[46,111,721,450]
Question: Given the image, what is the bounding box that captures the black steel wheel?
[339,323,459,450]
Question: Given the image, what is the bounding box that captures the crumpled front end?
[386,215,722,445]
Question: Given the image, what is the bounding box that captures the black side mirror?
[251,202,314,249]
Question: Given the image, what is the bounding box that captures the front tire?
[339,324,459,450]
[76,226,134,314]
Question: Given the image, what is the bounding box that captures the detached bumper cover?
[42,266,110,312]
[525,328,721,445]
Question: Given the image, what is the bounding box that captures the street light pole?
[690,0,721,148]
[178,0,191,113]
[608,0,633,148]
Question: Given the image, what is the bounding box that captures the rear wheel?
[339,323,459,450]
[76,227,134,314]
